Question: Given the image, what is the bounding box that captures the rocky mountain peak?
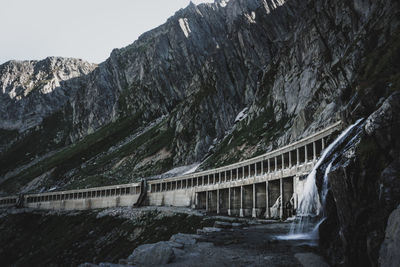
[0,57,96,131]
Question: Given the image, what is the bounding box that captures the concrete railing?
[148,121,342,192]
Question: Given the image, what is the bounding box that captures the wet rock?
[294,253,330,267]
[169,233,199,247]
[379,205,400,267]
[213,221,232,229]
[197,227,222,234]
[231,223,243,229]
[127,241,175,265]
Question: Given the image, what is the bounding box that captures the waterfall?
[277,119,364,240]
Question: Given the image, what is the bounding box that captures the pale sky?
[0,0,214,64]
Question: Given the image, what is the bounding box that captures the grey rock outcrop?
[0,57,95,132]
[379,205,400,267]
[127,241,175,265]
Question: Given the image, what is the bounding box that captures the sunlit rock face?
[0,57,96,132]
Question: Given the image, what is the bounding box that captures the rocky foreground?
[1,206,331,267]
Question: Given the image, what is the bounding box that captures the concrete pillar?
[279,179,283,219]
[208,175,210,185]
[261,160,264,175]
[228,187,231,216]
[252,183,257,218]
[296,148,300,165]
[305,145,308,162]
[289,151,292,168]
[217,189,220,214]
[242,166,245,179]
[268,158,270,173]
[322,137,325,150]
[313,141,317,161]
[275,157,277,172]
[293,177,297,210]
[240,186,244,217]
[265,181,270,218]
[219,172,221,183]
[236,168,239,180]
[248,165,251,178]
[282,154,284,170]
[206,191,209,212]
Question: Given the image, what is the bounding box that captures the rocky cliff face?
[0,57,95,132]
[0,1,400,264]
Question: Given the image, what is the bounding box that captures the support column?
[206,191,209,212]
[279,179,283,220]
[236,168,239,180]
[242,166,245,179]
[265,181,270,218]
[289,151,292,168]
[219,172,221,183]
[296,148,300,165]
[275,157,277,172]
[261,160,264,175]
[228,187,231,216]
[252,183,257,218]
[305,145,308,162]
[248,165,251,178]
[282,154,285,170]
[313,141,317,161]
[322,137,325,150]
[217,189,220,214]
[268,158,271,173]
[240,186,244,217]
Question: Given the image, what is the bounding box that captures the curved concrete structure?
[0,121,342,219]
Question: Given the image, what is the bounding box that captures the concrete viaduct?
[0,121,342,220]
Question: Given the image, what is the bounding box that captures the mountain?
[0,0,400,264]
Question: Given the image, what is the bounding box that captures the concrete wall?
[25,195,140,210]
[147,188,195,207]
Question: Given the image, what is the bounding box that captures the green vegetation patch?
[203,106,290,168]
[0,113,145,194]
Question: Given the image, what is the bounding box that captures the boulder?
[127,241,175,266]
[169,233,199,247]
[379,205,400,267]
[213,221,232,229]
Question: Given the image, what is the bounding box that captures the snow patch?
[183,163,200,175]
[156,163,201,179]
[245,12,256,23]
[219,0,229,7]
[178,18,191,38]
[263,0,285,14]
[234,107,248,123]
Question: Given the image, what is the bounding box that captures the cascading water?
[277,119,365,241]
